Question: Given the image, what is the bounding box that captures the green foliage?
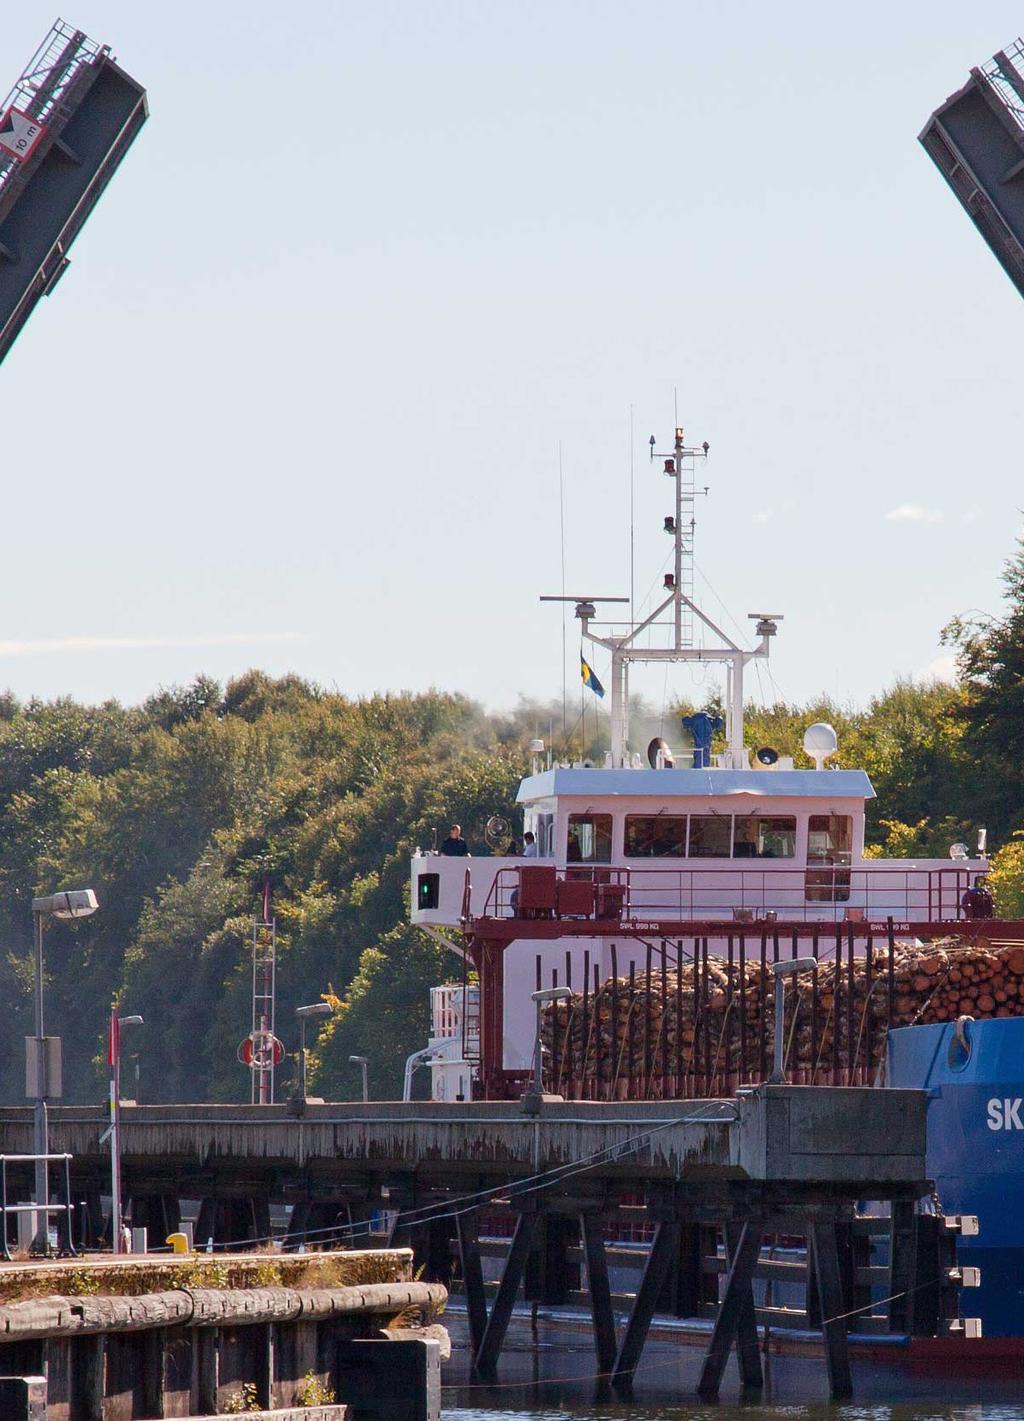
[168,1258,230,1290]
[251,1258,282,1287]
[295,1370,336,1405]
[943,537,1024,840]
[989,835,1024,919]
[222,1381,260,1413]
[0,590,1021,1110]
[870,816,976,861]
[67,1268,100,1296]
[0,675,519,1105]
[313,925,452,1100]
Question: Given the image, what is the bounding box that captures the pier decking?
[0,1086,972,1400]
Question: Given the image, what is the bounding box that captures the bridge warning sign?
[0,107,44,162]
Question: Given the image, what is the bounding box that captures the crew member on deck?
[440,823,469,856]
[522,831,538,857]
[961,874,995,920]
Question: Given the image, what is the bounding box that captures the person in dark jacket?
[439,823,469,856]
[961,874,994,920]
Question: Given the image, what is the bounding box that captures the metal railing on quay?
[0,1151,78,1260]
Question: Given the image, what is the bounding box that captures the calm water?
[440,1312,1024,1421]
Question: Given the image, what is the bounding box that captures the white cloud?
[918,653,958,684]
[751,510,774,524]
[884,503,944,524]
[0,633,310,658]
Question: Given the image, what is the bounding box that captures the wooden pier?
[0,1250,442,1419]
[0,1086,975,1400]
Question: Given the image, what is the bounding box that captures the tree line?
[0,539,1021,1103]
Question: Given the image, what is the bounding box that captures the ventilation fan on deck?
[485,815,512,849]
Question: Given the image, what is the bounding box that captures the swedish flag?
[580,656,605,698]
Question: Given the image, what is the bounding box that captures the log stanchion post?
[846,925,856,1085]
[659,944,668,1099]
[627,962,637,1099]
[593,962,603,1101]
[811,931,820,1084]
[610,946,619,1103]
[758,931,768,1081]
[739,934,747,1087]
[674,942,684,1096]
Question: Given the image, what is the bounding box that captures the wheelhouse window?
[808,815,852,864]
[806,814,852,902]
[733,816,797,859]
[567,813,612,863]
[624,815,687,858]
[525,811,554,857]
[687,815,731,858]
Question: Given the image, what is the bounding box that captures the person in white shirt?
[522,831,539,857]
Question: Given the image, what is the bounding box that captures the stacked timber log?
[540,939,1024,1099]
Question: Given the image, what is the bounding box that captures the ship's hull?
[888,1017,1024,1339]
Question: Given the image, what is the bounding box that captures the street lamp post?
[30,889,99,1251]
[295,1003,332,1103]
[348,1055,369,1103]
[522,986,572,1114]
[768,958,817,1084]
[108,1012,143,1254]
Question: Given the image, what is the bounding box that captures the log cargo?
[540,937,1017,1099]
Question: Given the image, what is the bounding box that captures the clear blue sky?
[1,2,1021,717]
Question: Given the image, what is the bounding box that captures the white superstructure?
[410,419,987,1087]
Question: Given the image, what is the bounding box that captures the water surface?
[441,1312,1024,1420]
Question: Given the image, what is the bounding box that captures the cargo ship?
[408,420,1024,1354]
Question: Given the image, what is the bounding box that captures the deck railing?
[481,862,975,926]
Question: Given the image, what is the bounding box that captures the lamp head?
[773,957,817,977]
[118,1014,144,1027]
[531,987,573,1004]
[296,1002,332,1020]
[348,1055,369,1065]
[32,888,99,920]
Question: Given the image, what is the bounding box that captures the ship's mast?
[544,424,782,768]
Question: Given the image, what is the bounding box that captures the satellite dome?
[803,722,838,770]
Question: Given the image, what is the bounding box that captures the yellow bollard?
[166,1232,190,1254]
